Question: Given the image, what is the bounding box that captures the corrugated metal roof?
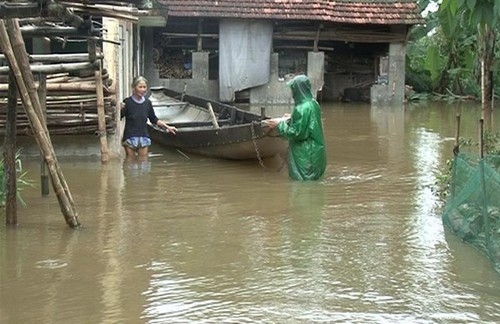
[157,0,424,25]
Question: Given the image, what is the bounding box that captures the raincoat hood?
[287,74,313,104]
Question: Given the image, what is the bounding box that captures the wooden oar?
[207,102,220,129]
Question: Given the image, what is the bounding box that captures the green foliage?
[424,44,444,87]
[406,37,433,92]
[480,131,500,157]
[407,0,500,99]
[0,150,34,207]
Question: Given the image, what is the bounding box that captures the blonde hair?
[132,76,148,87]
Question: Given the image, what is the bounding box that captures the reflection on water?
[125,160,152,177]
[1,101,500,323]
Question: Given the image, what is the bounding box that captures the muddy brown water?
[1,101,500,323]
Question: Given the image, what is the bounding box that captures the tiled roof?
[157,0,424,25]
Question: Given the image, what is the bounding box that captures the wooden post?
[181,82,187,102]
[88,38,108,163]
[4,69,18,225]
[95,60,109,162]
[260,107,266,119]
[313,24,322,52]
[453,113,461,156]
[0,19,80,228]
[37,73,50,195]
[88,38,97,63]
[479,118,484,159]
[34,30,51,196]
[197,19,203,52]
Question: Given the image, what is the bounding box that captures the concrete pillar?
[371,42,406,106]
[387,43,405,104]
[307,51,325,99]
[192,52,209,81]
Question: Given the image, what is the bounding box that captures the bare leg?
[137,147,149,161]
[124,146,137,160]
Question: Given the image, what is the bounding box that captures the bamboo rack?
[0,70,117,136]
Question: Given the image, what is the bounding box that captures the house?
[135,0,423,105]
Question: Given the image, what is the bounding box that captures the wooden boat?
[146,87,288,160]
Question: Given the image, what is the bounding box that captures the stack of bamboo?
[0,70,117,136]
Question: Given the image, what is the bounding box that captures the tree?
[440,0,500,129]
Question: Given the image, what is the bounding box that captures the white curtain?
[219,19,273,102]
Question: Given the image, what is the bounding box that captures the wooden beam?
[19,26,100,37]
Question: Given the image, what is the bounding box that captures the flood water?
[2,101,500,323]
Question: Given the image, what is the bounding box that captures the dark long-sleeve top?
[121,96,159,141]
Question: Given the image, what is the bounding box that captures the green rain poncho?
[277,75,327,180]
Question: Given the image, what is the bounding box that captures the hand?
[166,125,177,135]
[282,113,291,118]
[267,119,278,129]
[157,120,177,134]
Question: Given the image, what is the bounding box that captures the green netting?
[442,153,500,273]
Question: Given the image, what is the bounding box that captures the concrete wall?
[149,52,219,100]
[9,135,104,159]
[251,52,324,105]
[250,53,292,105]
[147,50,324,105]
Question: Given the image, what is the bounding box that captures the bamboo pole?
[0,81,114,92]
[8,19,80,226]
[95,60,109,162]
[0,52,104,63]
[0,19,80,228]
[0,61,98,74]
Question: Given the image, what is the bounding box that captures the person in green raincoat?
[268,74,327,180]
